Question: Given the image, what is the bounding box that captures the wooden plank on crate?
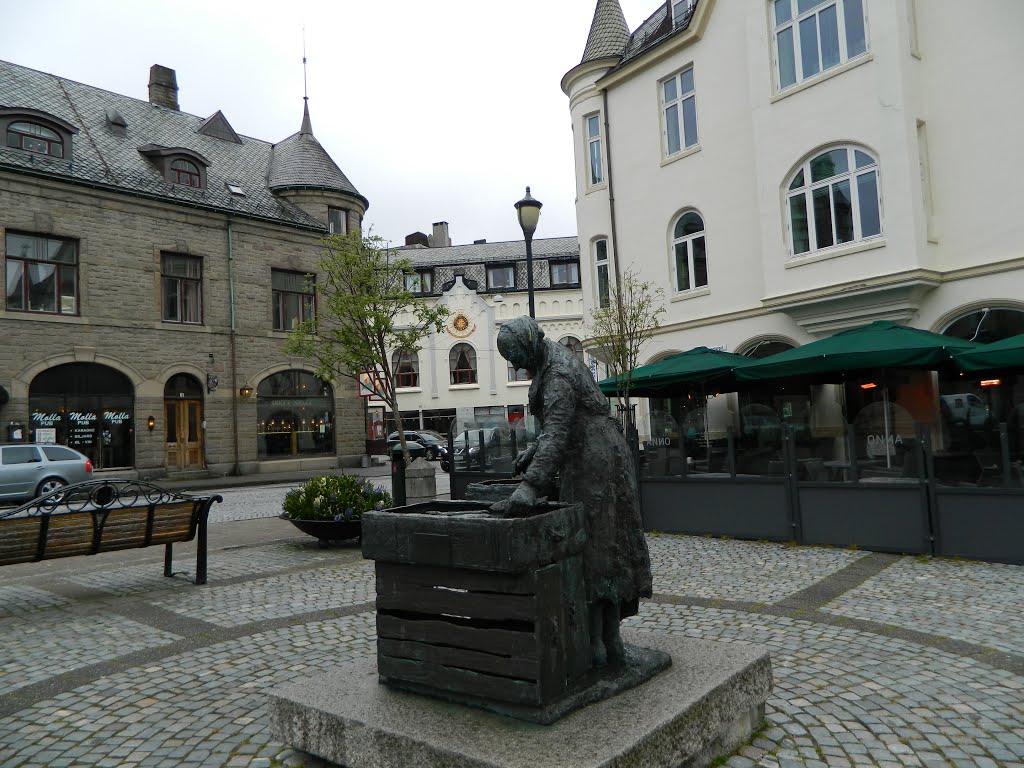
[377,614,537,658]
[376,562,535,596]
[534,562,567,700]
[377,638,540,681]
[378,655,541,706]
[376,584,536,622]
[561,554,591,679]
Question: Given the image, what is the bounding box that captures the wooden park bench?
[0,479,222,584]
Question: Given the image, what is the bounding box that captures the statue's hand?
[490,482,542,517]
[513,445,536,476]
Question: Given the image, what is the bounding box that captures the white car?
[0,443,93,502]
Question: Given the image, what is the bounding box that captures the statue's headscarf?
[497,315,545,367]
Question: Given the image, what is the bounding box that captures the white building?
[365,223,587,439]
[562,0,1024,443]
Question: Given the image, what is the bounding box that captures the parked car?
[0,443,93,502]
[386,431,449,462]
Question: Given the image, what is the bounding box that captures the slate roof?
[620,1,697,65]
[398,236,579,268]
[267,101,367,205]
[0,59,364,229]
[580,0,631,64]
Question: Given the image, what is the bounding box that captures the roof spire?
[580,0,630,64]
[300,28,313,135]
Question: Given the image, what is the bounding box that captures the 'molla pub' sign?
[31,410,132,446]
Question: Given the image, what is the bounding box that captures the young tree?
[588,267,666,416]
[285,229,449,462]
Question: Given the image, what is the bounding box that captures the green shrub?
[282,475,392,522]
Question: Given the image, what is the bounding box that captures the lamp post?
[514,186,543,318]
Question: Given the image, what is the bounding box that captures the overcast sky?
[1,0,657,248]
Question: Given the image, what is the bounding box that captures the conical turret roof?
[268,100,365,204]
[580,0,630,64]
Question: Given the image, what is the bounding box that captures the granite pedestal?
[267,628,772,768]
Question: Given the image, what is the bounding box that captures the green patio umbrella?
[735,320,983,382]
[953,333,1024,372]
[598,346,755,398]
[736,320,984,468]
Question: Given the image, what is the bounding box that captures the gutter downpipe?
[227,217,240,475]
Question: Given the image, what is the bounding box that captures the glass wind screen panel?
[681,97,698,147]
[819,4,840,70]
[404,274,421,292]
[790,195,810,254]
[857,172,881,237]
[28,262,57,311]
[813,187,834,249]
[587,115,600,138]
[844,0,867,56]
[799,15,820,77]
[6,234,35,259]
[810,149,848,182]
[775,0,792,25]
[597,264,609,307]
[832,179,853,243]
[665,104,681,155]
[6,261,24,309]
[48,240,77,264]
[675,242,690,291]
[589,139,603,183]
[488,267,514,289]
[675,213,704,238]
[166,402,179,443]
[283,293,301,330]
[182,281,201,323]
[854,150,874,169]
[680,69,694,94]
[420,272,433,292]
[797,0,826,13]
[692,237,708,287]
[789,169,805,190]
[664,78,677,102]
[551,262,579,285]
[777,27,797,88]
[163,279,180,321]
[60,268,76,314]
[272,271,308,292]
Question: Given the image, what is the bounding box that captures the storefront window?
[257,370,334,458]
[29,363,134,469]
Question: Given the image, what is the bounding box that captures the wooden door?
[164,399,203,469]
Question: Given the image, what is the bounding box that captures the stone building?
[365,222,586,438]
[0,59,368,478]
[562,0,1024,442]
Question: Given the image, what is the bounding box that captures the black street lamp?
[514,186,543,318]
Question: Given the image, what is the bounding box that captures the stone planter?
[280,513,361,548]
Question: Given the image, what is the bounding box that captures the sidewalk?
[144,461,395,494]
[1,510,1023,766]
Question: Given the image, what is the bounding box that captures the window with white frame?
[786,146,881,257]
[586,113,604,186]
[594,239,610,309]
[549,260,580,288]
[661,68,698,157]
[449,343,478,385]
[672,0,696,28]
[486,264,515,290]
[670,211,708,292]
[507,359,530,382]
[393,349,419,388]
[772,0,868,91]
[328,207,348,235]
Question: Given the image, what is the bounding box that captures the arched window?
[171,158,201,187]
[559,336,585,366]
[6,121,64,158]
[670,211,707,293]
[449,343,477,385]
[786,146,880,257]
[256,370,334,458]
[393,349,419,388]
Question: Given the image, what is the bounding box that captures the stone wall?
[0,173,365,475]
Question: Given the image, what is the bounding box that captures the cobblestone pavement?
[0,494,1022,767]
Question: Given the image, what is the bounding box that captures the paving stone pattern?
[1,498,1022,767]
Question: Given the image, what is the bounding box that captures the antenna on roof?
[302,26,308,104]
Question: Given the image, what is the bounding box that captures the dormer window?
[6,121,64,158]
[138,145,210,190]
[171,159,201,187]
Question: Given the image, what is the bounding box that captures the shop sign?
[104,411,132,425]
[31,411,62,425]
[67,411,98,448]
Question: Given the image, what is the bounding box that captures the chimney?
[148,65,179,111]
[428,221,451,248]
[405,231,429,247]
